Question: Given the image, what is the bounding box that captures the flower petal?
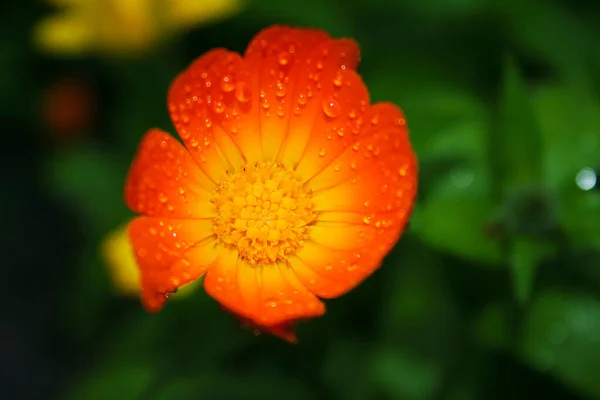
[310,103,417,214]
[168,49,257,179]
[128,217,221,311]
[245,29,362,172]
[289,104,417,298]
[291,216,404,299]
[243,26,331,161]
[293,68,370,181]
[203,250,325,328]
[125,129,216,218]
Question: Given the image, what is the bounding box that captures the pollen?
[211,161,316,265]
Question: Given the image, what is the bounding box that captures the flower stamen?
[211,161,315,266]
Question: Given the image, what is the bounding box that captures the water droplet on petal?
[221,75,235,92]
[214,101,225,113]
[322,97,341,118]
[318,148,326,157]
[158,193,168,203]
[277,51,291,65]
[363,216,371,224]
[235,82,251,103]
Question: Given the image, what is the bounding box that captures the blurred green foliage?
[4,0,600,399]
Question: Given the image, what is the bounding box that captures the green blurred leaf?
[496,2,596,81]
[370,347,443,400]
[65,361,155,400]
[560,189,600,249]
[520,289,600,397]
[532,84,600,190]
[322,341,373,400]
[495,56,543,193]
[248,0,354,37]
[44,144,130,235]
[412,196,502,264]
[474,302,510,349]
[509,237,554,303]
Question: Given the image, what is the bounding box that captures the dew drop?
[158,193,168,203]
[235,82,251,103]
[371,113,380,125]
[333,75,343,87]
[322,97,341,118]
[318,148,326,157]
[334,164,341,171]
[363,216,371,224]
[221,75,235,92]
[214,101,225,113]
[297,92,308,105]
[277,51,291,65]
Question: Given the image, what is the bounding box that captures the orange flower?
[125,25,418,342]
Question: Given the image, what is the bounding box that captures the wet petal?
[294,68,370,181]
[244,26,331,161]
[290,105,417,298]
[125,129,216,218]
[203,251,325,327]
[128,217,221,311]
[168,49,257,179]
[310,103,417,215]
[292,215,403,298]
[255,32,362,172]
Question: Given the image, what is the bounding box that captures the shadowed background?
[2,0,600,399]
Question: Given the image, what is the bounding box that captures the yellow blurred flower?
[101,221,199,299]
[34,0,243,56]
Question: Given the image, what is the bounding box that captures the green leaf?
[520,289,600,397]
[44,144,130,235]
[411,195,502,265]
[247,0,354,37]
[321,341,373,400]
[559,189,600,250]
[474,302,510,349]
[509,237,554,303]
[532,84,600,190]
[495,2,595,81]
[65,361,155,400]
[370,347,443,400]
[495,56,543,193]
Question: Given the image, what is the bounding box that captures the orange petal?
[203,250,325,329]
[125,129,216,218]
[289,104,417,298]
[310,103,417,214]
[128,217,221,312]
[291,216,403,299]
[248,30,362,172]
[243,25,331,161]
[167,49,257,179]
[293,68,370,181]
[228,309,299,343]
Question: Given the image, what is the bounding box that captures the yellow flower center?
[211,161,316,266]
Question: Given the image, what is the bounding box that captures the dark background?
[2,0,600,399]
